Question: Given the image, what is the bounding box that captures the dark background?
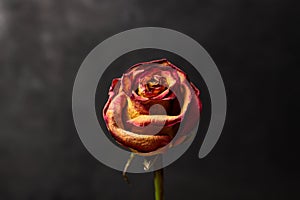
[0,0,298,199]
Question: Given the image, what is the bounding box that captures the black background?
[0,0,298,199]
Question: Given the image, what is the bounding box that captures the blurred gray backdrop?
[0,0,298,199]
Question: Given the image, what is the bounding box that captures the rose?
[103,59,202,153]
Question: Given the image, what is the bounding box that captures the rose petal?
[108,127,171,152]
[127,115,182,127]
[104,92,174,152]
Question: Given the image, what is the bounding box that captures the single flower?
[103,59,202,153]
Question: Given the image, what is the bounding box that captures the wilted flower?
[103,59,201,153]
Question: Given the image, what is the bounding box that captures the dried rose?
[103,59,202,153]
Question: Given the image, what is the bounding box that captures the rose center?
[138,75,168,98]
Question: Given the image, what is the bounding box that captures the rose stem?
[154,168,164,200]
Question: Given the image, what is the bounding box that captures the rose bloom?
[103,59,201,154]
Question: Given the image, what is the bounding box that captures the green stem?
[154,168,164,200]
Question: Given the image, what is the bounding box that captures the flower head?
[103,59,201,153]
